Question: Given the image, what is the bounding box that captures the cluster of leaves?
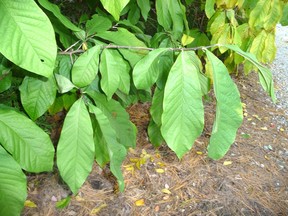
[0,0,286,215]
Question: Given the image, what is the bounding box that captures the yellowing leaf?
[82,42,88,51]
[24,200,37,208]
[155,168,165,173]
[129,148,137,154]
[157,162,166,167]
[161,188,172,194]
[135,199,145,206]
[223,161,233,166]
[252,114,262,121]
[90,203,107,215]
[196,151,203,155]
[260,126,268,131]
[181,34,194,46]
[280,128,285,132]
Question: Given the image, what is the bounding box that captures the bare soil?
[22,71,288,216]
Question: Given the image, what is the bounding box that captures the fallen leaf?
[155,168,165,173]
[24,200,37,208]
[264,155,270,160]
[56,196,71,209]
[196,151,203,155]
[260,126,268,130]
[155,205,160,212]
[163,195,170,200]
[253,114,262,121]
[223,161,233,166]
[135,199,145,206]
[280,128,285,132]
[90,203,107,215]
[161,188,172,194]
[241,133,251,139]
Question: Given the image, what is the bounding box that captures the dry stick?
[58,44,219,55]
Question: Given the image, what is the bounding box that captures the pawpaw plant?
[0,0,286,214]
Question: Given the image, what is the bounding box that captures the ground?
[21,70,287,215]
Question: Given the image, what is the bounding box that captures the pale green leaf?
[136,0,150,20]
[55,74,77,94]
[205,0,216,18]
[100,0,130,20]
[100,49,130,99]
[89,104,127,192]
[133,48,167,90]
[264,0,282,31]
[222,44,276,102]
[161,51,204,158]
[263,32,276,63]
[86,14,112,36]
[0,105,54,172]
[0,145,27,216]
[0,0,57,77]
[204,50,243,159]
[87,92,137,149]
[248,0,270,30]
[38,0,81,32]
[72,45,101,87]
[57,98,95,194]
[249,30,267,61]
[19,76,56,120]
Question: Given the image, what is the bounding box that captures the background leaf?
[57,98,95,194]
[100,0,130,21]
[0,105,54,172]
[0,0,57,77]
[161,51,204,158]
[0,145,27,216]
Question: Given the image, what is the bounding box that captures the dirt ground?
[21,71,287,216]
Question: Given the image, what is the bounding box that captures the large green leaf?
[37,0,81,32]
[19,76,57,120]
[222,44,276,102]
[0,145,27,216]
[161,51,204,158]
[0,105,54,172]
[57,98,94,194]
[87,92,137,149]
[100,0,130,21]
[89,104,126,192]
[205,50,243,159]
[100,49,130,99]
[96,28,148,66]
[133,48,168,90]
[0,0,57,77]
[72,45,101,87]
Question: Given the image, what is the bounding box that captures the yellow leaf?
[247,118,252,121]
[82,42,88,51]
[155,168,165,173]
[161,188,171,194]
[223,161,232,166]
[264,155,269,160]
[157,162,165,167]
[75,196,85,202]
[280,128,285,132]
[253,114,261,121]
[135,199,145,206]
[90,203,107,215]
[260,127,268,131]
[243,112,248,117]
[24,200,37,208]
[130,157,139,163]
[181,34,194,46]
[196,151,203,155]
[128,148,137,154]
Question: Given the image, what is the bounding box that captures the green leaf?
[0,105,54,172]
[96,28,148,66]
[148,120,164,147]
[87,92,137,149]
[0,70,12,93]
[222,44,276,102]
[263,32,276,63]
[205,0,216,18]
[249,30,266,61]
[99,0,130,20]
[56,196,71,209]
[204,50,243,160]
[86,14,112,36]
[89,104,126,192]
[19,76,57,120]
[133,48,168,90]
[100,49,130,99]
[161,51,204,158]
[280,3,288,26]
[57,55,72,79]
[248,0,270,30]
[57,98,95,194]
[150,87,164,126]
[0,0,57,77]
[136,0,150,20]
[0,145,27,216]
[38,0,82,32]
[128,2,141,25]
[55,74,77,94]
[72,45,101,87]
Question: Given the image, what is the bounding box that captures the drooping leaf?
[280,3,288,26]
[263,31,276,63]
[133,48,168,90]
[204,50,243,159]
[57,98,95,194]
[148,120,164,147]
[248,0,270,30]
[0,0,57,77]
[0,145,27,216]
[89,104,127,192]
[100,49,130,99]
[0,105,54,172]
[19,76,57,120]
[264,0,282,30]
[161,51,204,158]
[249,30,266,61]
[150,87,164,126]
[205,0,216,18]
[72,45,101,87]
[136,0,150,20]
[222,44,276,102]
[37,0,82,32]
[99,0,130,20]
[86,14,112,36]
[87,92,137,149]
